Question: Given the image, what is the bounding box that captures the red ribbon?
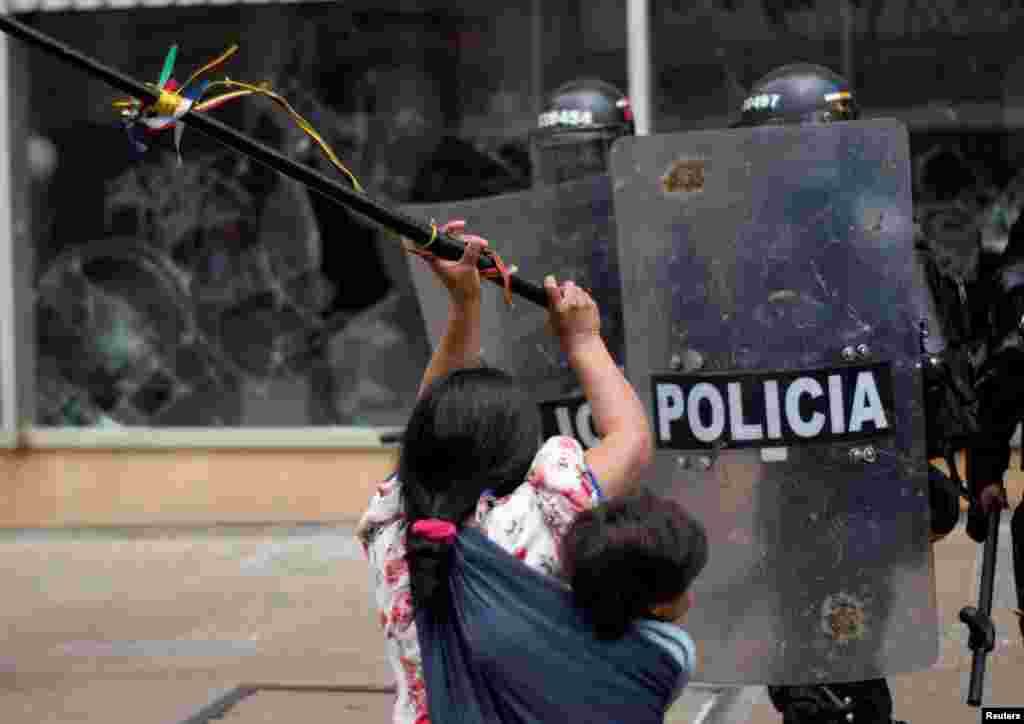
[411,519,457,544]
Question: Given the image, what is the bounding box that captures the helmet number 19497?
[742,93,781,112]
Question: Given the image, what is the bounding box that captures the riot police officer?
[528,79,634,430]
[732,62,963,724]
[964,213,1024,639]
[529,78,635,187]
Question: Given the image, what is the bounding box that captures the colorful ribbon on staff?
[113,43,514,303]
[112,44,362,191]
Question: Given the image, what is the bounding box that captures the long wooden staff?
[0,14,548,308]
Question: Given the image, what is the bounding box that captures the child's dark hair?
[562,492,708,640]
[400,366,540,616]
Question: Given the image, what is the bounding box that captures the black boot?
[768,679,894,723]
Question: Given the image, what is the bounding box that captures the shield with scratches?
[609,119,939,685]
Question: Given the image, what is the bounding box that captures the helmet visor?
[530,128,619,185]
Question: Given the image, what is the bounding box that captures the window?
[11,2,627,439]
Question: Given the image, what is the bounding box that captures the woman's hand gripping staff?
[544,275,653,499]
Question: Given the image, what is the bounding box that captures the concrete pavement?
[1,517,1022,724]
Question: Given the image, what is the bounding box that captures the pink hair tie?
[411,519,458,544]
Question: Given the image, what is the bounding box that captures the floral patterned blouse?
[355,436,604,724]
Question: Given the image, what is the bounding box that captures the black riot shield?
[403,175,623,445]
[609,120,938,686]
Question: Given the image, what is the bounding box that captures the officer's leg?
[928,464,960,542]
[768,685,812,724]
[767,679,895,723]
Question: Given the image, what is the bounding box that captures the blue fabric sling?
[416,526,690,724]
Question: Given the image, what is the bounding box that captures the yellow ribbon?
[423,222,439,251]
[205,78,363,193]
[194,89,255,112]
[180,44,239,93]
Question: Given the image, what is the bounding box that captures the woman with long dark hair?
[357,222,697,723]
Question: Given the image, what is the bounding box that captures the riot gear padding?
[530,79,634,185]
[734,63,859,128]
[929,464,962,540]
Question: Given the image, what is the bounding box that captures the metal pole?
[531,0,544,120]
[966,509,1001,706]
[959,448,1001,707]
[0,33,18,447]
[626,0,652,135]
[840,0,855,85]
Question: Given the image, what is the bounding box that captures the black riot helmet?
[530,78,635,185]
[733,63,859,128]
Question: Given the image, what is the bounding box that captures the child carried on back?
[562,491,709,700]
